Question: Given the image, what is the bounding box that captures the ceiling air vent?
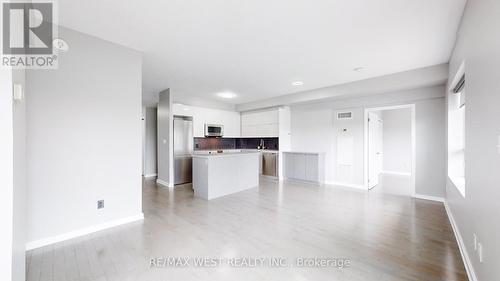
[337,112,352,119]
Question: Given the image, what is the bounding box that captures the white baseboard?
[414,194,445,203]
[381,170,411,177]
[26,213,144,251]
[444,202,478,281]
[156,178,173,188]
[283,178,322,186]
[260,175,278,181]
[144,173,157,178]
[327,181,367,190]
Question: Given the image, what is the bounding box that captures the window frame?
[448,63,466,197]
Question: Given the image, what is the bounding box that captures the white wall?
[382,108,412,174]
[12,69,26,281]
[332,108,365,186]
[291,85,446,196]
[144,107,157,177]
[172,103,241,137]
[414,98,446,197]
[446,1,500,280]
[0,68,26,281]
[25,27,143,247]
[0,69,14,281]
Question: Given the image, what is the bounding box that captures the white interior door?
[141,111,146,176]
[368,112,383,189]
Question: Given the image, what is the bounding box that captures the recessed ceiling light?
[216,92,237,99]
[353,67,365,72]
[292,81,304,86]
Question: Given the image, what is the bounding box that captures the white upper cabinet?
[241,108,279,137]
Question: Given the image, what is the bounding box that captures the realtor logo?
[3,2,53,54]
[1,1,58,69]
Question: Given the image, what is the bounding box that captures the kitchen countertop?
[192,151,261,158]
[242,149,279,154]
[194,149,279,155]
[282,151,326,154]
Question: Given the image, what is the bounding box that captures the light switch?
[163,139,167,144]
[13,84,23,102]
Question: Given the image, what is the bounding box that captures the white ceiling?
[58,0,466,106]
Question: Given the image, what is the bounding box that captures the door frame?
[363,104,416,196]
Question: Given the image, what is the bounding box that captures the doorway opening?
[364,105,415,196]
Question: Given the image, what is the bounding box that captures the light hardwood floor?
[27,178,468,281]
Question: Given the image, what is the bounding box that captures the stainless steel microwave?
[204,124,224,137]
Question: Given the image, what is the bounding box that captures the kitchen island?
[192,151,260,200]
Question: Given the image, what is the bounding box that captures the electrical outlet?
[473,234,477,251]
[97,200,104,209]
[477,243,484,263]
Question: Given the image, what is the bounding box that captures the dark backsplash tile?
[194,137,236,150]
[194,137,279,151]
[235,138,279,150]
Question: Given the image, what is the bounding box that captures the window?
[448,69,466,197]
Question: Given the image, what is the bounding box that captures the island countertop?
[192,151,261,158]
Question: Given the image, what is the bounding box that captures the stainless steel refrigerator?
[173,116,193,185]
